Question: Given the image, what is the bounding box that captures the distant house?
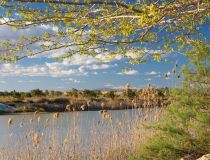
[0,103,16,113]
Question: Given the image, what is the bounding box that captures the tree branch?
[6,0,143,13]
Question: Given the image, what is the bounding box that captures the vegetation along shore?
[0,84,170,113]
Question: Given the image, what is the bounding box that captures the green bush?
[124,89,136,99]
[106,91,116,100]
[133,42,210,160]
[31,89,45,97]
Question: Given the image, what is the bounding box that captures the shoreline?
[0,104,143,115]
[0,107,145,116]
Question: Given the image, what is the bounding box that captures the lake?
[0,108,159,160]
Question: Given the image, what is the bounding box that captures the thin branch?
[6,0,143,13]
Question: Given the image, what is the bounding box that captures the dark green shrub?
[134,42,210,160]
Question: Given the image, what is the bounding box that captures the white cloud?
[125,51,139,59]
[166,71,171,76]
[145,71,160,75]
[62,54,97,66]
[68,78,81,83]
[144,78,152,81]
[0,63,46,76]
[117,69,139,75]
[0,20,61,61]
[154,75,161,78]
[17,52,120,78]
[125,49,163,59]
[61,78,81,83]
[60,54,121,68]
[40,24,58,32]
[0,58,119,78]
[0,80,6,84]
[0,63,87,77]
[30,48,68,59]
[104,83,114,87]
[0,22,57,43]
[78,63,117,72]
[85,64,117,70]
[17,80,40,83]
[93,72,98,75]
[95,52,123,62]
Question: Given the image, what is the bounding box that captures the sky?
[0,2,208,92]
[0,30,187,91]
[0,55,186,91]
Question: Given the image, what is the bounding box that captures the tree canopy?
[0,0,209,62]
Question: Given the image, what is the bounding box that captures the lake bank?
[1,96,169,114]
[0,86,170,113]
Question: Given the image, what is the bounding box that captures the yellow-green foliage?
[0,1,208,62]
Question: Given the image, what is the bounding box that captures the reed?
[0,108,162,160]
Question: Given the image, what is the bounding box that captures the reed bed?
[0,108,162,160]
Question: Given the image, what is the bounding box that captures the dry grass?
[0,108,162,160]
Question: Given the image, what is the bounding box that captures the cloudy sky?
[0,53,186,91]
[0,20,190,91]
[1,4,208,92]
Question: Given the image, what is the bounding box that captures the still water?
[0,108,157,159]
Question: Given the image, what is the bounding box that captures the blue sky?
[0,2,208,91]
[0,41,187,91]
[0,16,190,92]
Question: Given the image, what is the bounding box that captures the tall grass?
[0,108,162,160]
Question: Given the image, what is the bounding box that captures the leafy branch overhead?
[0,0,209,62]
